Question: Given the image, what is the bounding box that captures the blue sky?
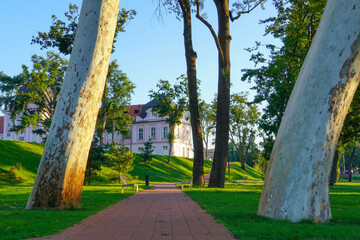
[0,0,279,106]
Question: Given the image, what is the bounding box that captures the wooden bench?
[181,176,193,190]
[120,176,138,194]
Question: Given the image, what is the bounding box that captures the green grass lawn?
[184,180,360,240]
[0,140,213,239]
[2,140,360,240]
[0,184,150,240]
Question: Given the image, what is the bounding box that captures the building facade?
[103,99,193,158]
[1,110,43,143]
[1,99,194,158]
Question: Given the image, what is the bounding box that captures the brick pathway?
[39,182,235,240]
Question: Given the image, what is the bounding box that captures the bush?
[139,140,155,164]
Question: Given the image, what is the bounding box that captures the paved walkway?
[39,182,235,240]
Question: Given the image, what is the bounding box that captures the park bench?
[120,176,138,194]
[181,176,193,190]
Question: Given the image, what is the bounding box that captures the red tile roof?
[127,105,143,118]
[0,116,3,133]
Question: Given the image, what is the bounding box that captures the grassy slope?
[129,154,213,182]
[0,141,43,184]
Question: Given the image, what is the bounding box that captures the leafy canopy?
[0,52,68,135]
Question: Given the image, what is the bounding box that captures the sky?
[0,0,279,106]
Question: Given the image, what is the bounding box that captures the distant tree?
[229,92,260,170]
[0,52,67,136]
[105,144,135,183]
[139,139,155,164]
[149,76,188,164]
[195,0,265,188]
[85,140,107,185]
[26,0,120,209]
[97,60,135,146]
[199,100,216,160]
[31,3,136,55]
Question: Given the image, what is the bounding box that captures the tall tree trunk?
[208,0,231,188]
[26,0,119,209]
[100,98,107,147]
[257,1,360,223]
[179,0,204,187]
[112,110,115,145]
[167,143,172,164]
[329,150,339,186]
[167,125,174,164]
[205,137,209,160]
[349,146,355,182]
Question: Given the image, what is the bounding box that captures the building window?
[163,146,169,155]
[182,147,185,157]
[138,128,144,139]
[187,148,190,158]
[7,133,10,138]
[7,122,11,127]
[19,136,24,141]
[186,130,189,140]
[151,127,156,139]
[163,127,168,138]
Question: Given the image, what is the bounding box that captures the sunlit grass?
[185,181,360,240]
[0,183,149,240]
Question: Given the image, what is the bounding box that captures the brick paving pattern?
[37,181,235,240]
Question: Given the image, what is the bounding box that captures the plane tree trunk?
[258,0,360,223]
[26,0,119,209]
[178,0,204,187]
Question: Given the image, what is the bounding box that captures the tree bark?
[257,0,360,223]
[178,0,204,187]
[208,0,231,188]
[112,110,115,145]
[349,146,355,182]
[26,0,119,209]
[329,150,339,186]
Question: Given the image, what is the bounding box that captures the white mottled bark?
[26,0,120,209]
[258,0,360,223]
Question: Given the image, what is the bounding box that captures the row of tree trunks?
[26,0,120,209]
[258,0,360,223]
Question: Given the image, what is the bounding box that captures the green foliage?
[31,3,136,55]
[139,139,155,164]
[85,141,107,185]
[149,75,188,162]
[241,0,326,138]
[96,60,135,145]
[105,145,135,183]
[253,152,268,176]
[199,99,216,158]
[339,86,360,146]
[229,92,260,169]
[0,52,68,136]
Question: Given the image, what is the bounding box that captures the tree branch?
[195,0,224,62]
[229,0,265,22]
